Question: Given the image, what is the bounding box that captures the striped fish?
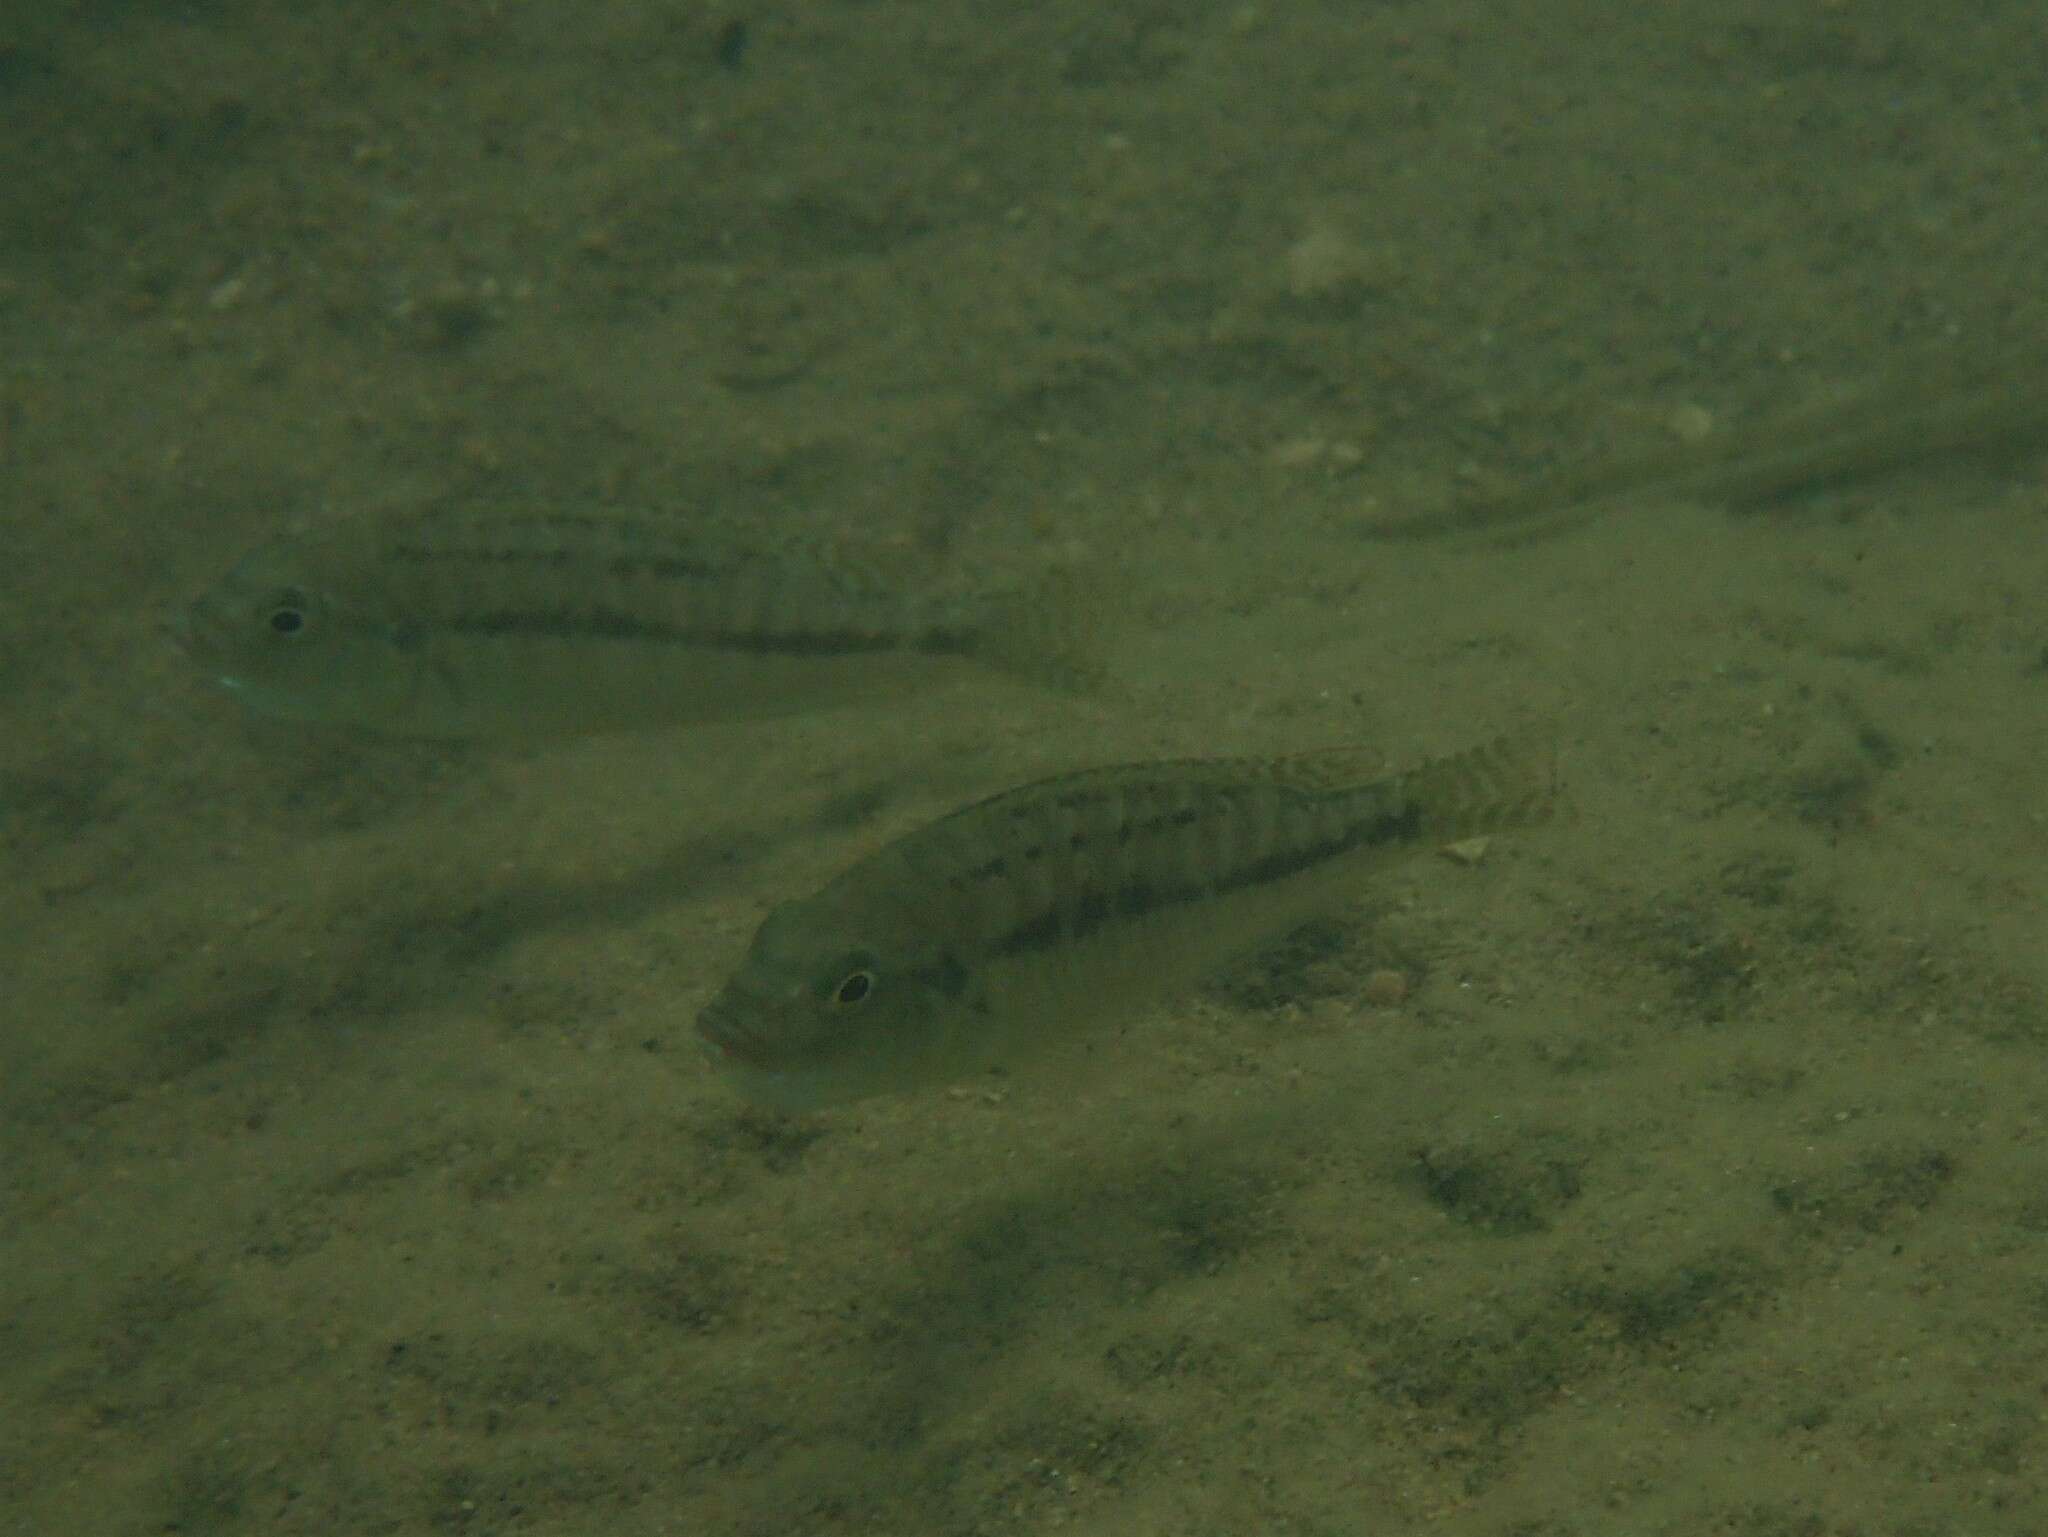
[697,734,1558,1110]
[180,508,1102,737]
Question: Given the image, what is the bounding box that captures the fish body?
[1372,349,2048,542]
[181,508,1099,737]
[697,734,1557,1110]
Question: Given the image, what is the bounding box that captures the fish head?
[181,541,426,730]
[696,896,974,1111]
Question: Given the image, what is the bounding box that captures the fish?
[697,732,1558,1111]
[179,507,1103,738]
[1367,344,2048,544]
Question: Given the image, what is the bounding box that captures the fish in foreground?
[698,733,1558,1111]
[180,508,1103,737]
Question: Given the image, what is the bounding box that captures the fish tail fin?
[1395,730,1562,843]
[976,563,1118,697]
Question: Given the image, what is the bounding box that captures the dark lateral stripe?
[960,800,1201,886]
[438,606,969,656]
[393,540,731,584]
[989,800,1423,958]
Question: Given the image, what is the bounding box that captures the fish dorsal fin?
[1273,732,1559,821]
[1259,743,1393,794]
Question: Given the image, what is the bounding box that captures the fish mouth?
[695,998,781,1069]
[173,598,237,668]
[163,605,251,696]
[160,608,195,658]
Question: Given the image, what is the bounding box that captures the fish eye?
[267,589,310,636]
[834,970,874,1005]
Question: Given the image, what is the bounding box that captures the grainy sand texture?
[3,4,2045,1533]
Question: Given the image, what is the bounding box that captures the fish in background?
[698,733,1558,1112]
[180,507,1106,738]
[1368,348,2048,543]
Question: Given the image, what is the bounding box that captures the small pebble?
[1283,227,1377,301]
[1668,402,1715,443]
[1362,968,1409,1007]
